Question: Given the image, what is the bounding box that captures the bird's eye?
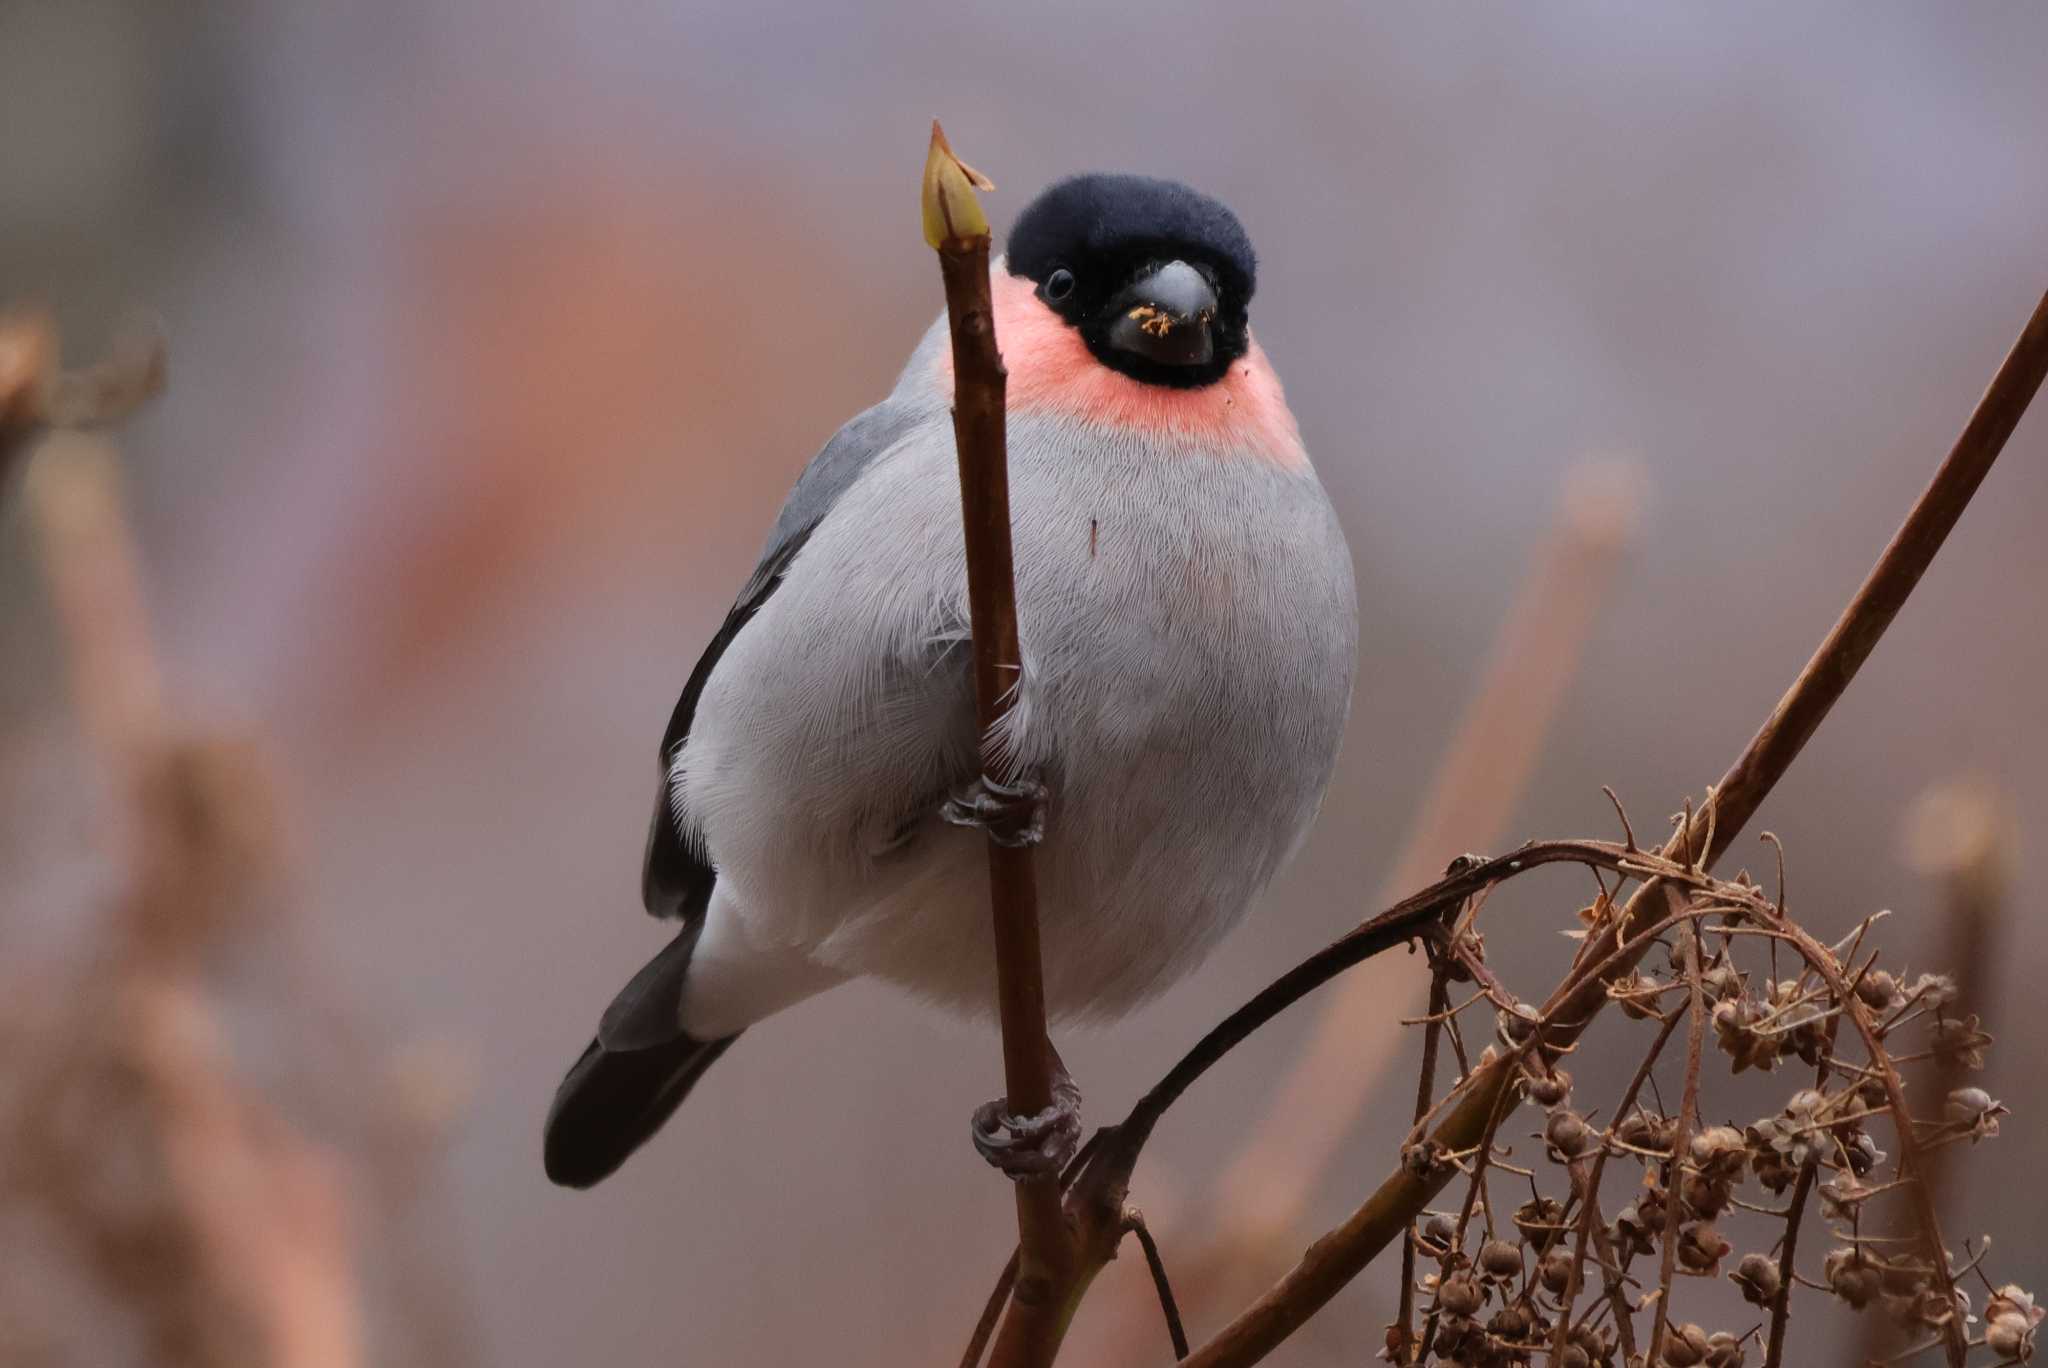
[1044,268,1075,302]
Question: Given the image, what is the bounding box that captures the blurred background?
[2,2,2044,1364]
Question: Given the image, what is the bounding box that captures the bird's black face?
[1005,173,1256,390]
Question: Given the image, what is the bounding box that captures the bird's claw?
[942,773,1048,848]
[971,1071,1082,1180]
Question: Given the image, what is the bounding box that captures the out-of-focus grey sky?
[3,3,2044,1364]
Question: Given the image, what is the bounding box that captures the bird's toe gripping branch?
[942,773,1048,849]
[971,1066,1082,1180]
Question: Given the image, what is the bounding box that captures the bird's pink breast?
[932,271,1309,470]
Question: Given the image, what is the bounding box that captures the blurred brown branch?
[0,311,165,498]
[10,437,355,1368]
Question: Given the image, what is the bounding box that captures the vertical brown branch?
[922,122,1073,1365]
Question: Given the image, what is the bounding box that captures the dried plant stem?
[1550,1004,1686,1363]
[1170,284,2048,1368]
[1763,1154,1819,1368]
[961,1252,1021,1368]
[1645,925,1708,1363]
[1759,911,1969,1365]
[1396,968,1453,1361]
[925,125,1074,1368]
[1126,1212,1191,1360]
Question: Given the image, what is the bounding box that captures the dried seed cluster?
[1390,834,2025,1368]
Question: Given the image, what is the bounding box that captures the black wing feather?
[639,399,924,918]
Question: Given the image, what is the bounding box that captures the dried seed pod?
[1987,1284,2044,1329]
[1524,1067,1572,1108]
[1538,1245,1578,1296]
[1613,969,1666,1021]
[1702,1330,1746,1368]
[1438,1272,1485,1317]
[1840,1127,1884,1177]
[1712,995,1779,1073]
[1947,1086,2005,1139]
[1689,1125,1748,1180]
[1545,1109,1597,1162]
[1907,972,1958,1009]
[1767,979,1829,1066]
[1611,1204,1655,1259]
[1488,1300,1535,1341]
[1571,1323,1616,1368]
[1617,1107,1676,1155]
[1929,1012,1988,1070]
[1854,969,1899,1011]
[1701,962,1744,1003]
[1985,1285,2043,1360]
[1819,1175,1873,1220]
[1497,1002,1541,1047]
[1747,1142,1797,1196]
[1678,1222,1732,1275]
[1783,1088,1827,1122]
[1416,1211,1459,1259]
[1824,1247,1882,1309]
[1478,1238,1524,1281]
[1431,1311,1482,1358]
[1986,1314,2035,1361]
[1514,1195,1566,1254]
[1681,1171,1733,1221]
[1404,1139,1449,1177]
[1730,1252,1783,1306]
[1661,1322,1710,1367]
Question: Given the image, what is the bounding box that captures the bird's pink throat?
[934,271,1309,469]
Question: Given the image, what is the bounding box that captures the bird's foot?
[942,772,1048,848]
[972,1066,1082,1180]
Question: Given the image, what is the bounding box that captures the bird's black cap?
[1007,174,1257,388]
[1006,173,1256,304]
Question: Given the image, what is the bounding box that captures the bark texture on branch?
[923,122,1075,1368]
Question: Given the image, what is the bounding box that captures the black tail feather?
[546,919,735,1189]
[543,1030,737,1188]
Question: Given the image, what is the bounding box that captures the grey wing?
[640,398,926,918]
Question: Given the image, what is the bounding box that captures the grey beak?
[1104,260,1218,368]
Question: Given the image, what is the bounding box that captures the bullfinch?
[544,172,1358,1189]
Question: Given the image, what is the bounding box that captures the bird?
[543,171,1358,1189]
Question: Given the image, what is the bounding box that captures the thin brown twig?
[1396,965,1453,1362]
[1645,920,1708,1363]
[960,1251,1021,1368]
[1763,1155,1819,1368]
[1549,1003,1686,1363]
[924,122,1074,1368]
[1125,1211,1191,1361]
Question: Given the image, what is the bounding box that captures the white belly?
[680,416,1357,1022]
